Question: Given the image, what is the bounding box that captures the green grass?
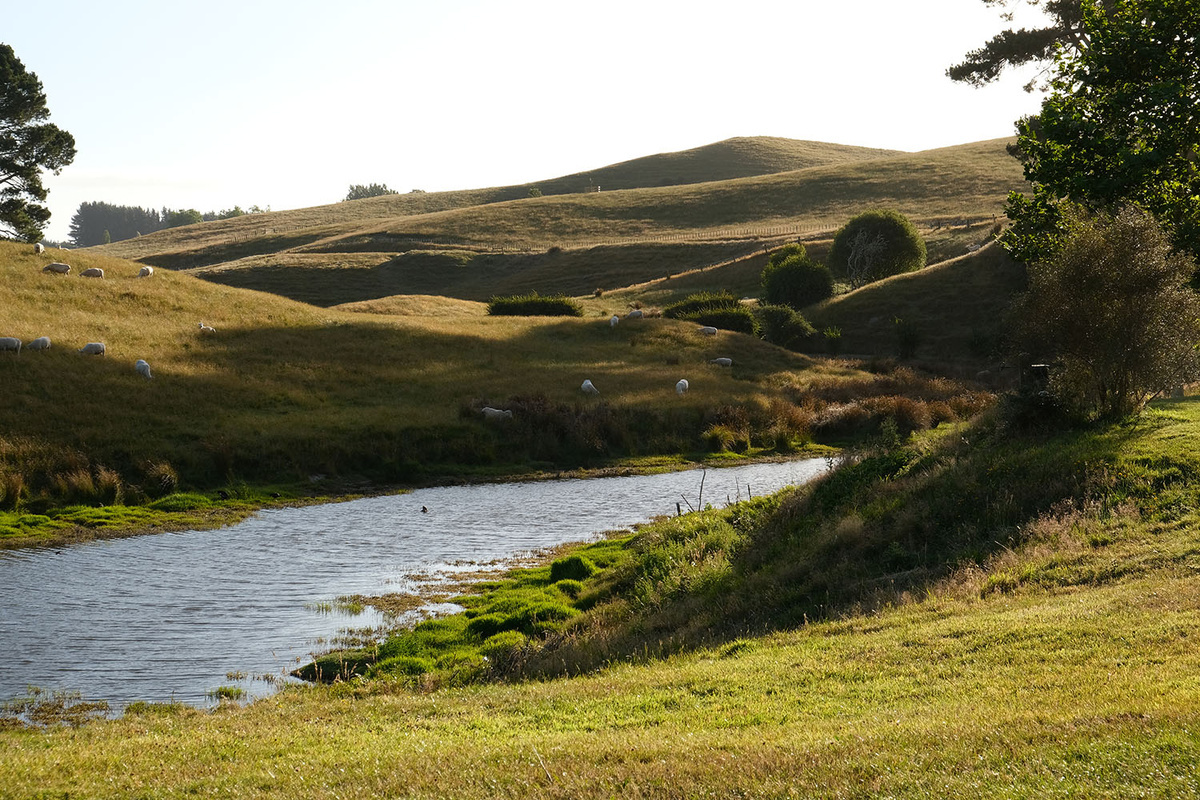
[4,401,1200,797]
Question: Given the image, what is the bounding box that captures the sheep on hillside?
[78,342,106,356]
[26,337,51,351]
[481,406,513,421]
[626,309,644,319]
[710,357,732,367]
[697,326,718,336]
[138,266,154,278]
[135,359,152,379]
[42,262,70,275]
[34,243,44,254]
[80,267,105,278]
[198,323,216,334]
[581,379,600,395]
[0,337,22,356]
[609,315,619,327]
[676,379,689,395]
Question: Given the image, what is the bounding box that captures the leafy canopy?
[344,183,398,201]
[1003,0,1200,262]
[760,243,834,309]
[0,44,76,242]
[828,209,926,289]
[947,1,1092,91]
[1009,205,1200,418]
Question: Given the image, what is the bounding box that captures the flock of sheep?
[481,311,734,421]
[2,247,212,380]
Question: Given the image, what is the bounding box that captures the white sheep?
[26,336,51,351]
[581,379,599,395]
[697,326,718,336]
[78,342,106,356]
[627,309,644,319]
[481,406,513,421]
[676,378,689,394]
[34,243,44,254]
[609,315,619,327]
[135,359,152,379]
[42,262,70,275]
[710,357,733,367]
[80,267,105,278]
[0,337,21,356]
[198,323,216,334]
[137,266,154,278]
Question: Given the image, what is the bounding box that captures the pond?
[0,458,828,711]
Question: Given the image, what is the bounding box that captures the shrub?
[757,304,815,349]
[761,249,835,309]
[829,209,926,288]
[486,292,583,317]
[663,290,740,319]
[676,306,760,336]
[550,554,597,582]
[480,631,528,666]
[465,613,510,639]
[822,326,843,355]
[554,579,584,599]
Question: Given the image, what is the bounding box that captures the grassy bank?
[3,400,1200,797]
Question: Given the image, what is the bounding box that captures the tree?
[1003,0,1200,262]
[828,210,926,288]
[760,244,834,309]
[344,183,398,201]
[69,201,164,246]
[0,44,76,242]
[947,0,1094,90]
[165,208,203,228]
[1009,205,1200,418]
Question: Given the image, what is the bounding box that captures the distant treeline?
[69,201,268,247]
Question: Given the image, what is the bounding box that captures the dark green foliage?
[1003,0,1200,261]
[662,290,740,319]
[486,292,584,317]
[893,317,921,359]
[165,209,203,228]
[947,0,1085,89]
[829,209,927,288]
[761,244,835,309]
[291,649,375,682]
[550,554,597,582]
[554,579,584,599]
[757,304,815,350]
[675,306,760,336]
[344,183,398,201]
[1008,205,1200,418]
[0,44,76,241]
[69,202,163,246]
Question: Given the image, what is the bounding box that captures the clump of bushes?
[757,304,815,350]
[487,292,583,317]
[663,290,740,319]
[550,554,597,582]
[829,209,926,288]
[761,243,835,309]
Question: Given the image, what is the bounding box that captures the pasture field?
[4,402,1200,798]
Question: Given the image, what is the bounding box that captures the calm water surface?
[0,459,827,709]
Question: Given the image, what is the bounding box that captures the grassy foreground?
[4,400,1200,797]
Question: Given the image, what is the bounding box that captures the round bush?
[677,306,760,336]
[663,290,740,319]
[554,579,584,599]
[761,253,834,309]
[465,613,511,639]
[550,554,597,582]
[757,304,816,350]
[828,209,926,288]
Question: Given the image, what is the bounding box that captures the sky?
[7,0,1051,243]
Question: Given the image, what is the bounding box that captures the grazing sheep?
[135,359,152,379]
[78,342,106,356]
[676,378,689,395]
[481,406,513,421]
[80,267,104,278]
[581,379,599,395]
[137,266,154,278]
[0,337,21,356]
[42,262,70,275]
[710,357,732,367]
[609,315,619,327]
[627,309,644,319]
[198,322,216,334]
[697,326,718,336]
[26,336,50,351]
[34,243,44,254]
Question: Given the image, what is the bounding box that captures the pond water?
[0,458,828,710]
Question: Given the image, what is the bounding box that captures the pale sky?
[7,0,1050,242]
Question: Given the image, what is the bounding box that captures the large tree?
[947,0,1095,90]
[1003,0,1200,262]
[0,44,75,242]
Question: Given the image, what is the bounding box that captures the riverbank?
[4,400,1200,796]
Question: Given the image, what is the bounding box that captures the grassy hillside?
[5,401,1200,797]
[92,139,1022,307]
[0,240,996,546]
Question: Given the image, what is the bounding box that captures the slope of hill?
[102,138,1021,307]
